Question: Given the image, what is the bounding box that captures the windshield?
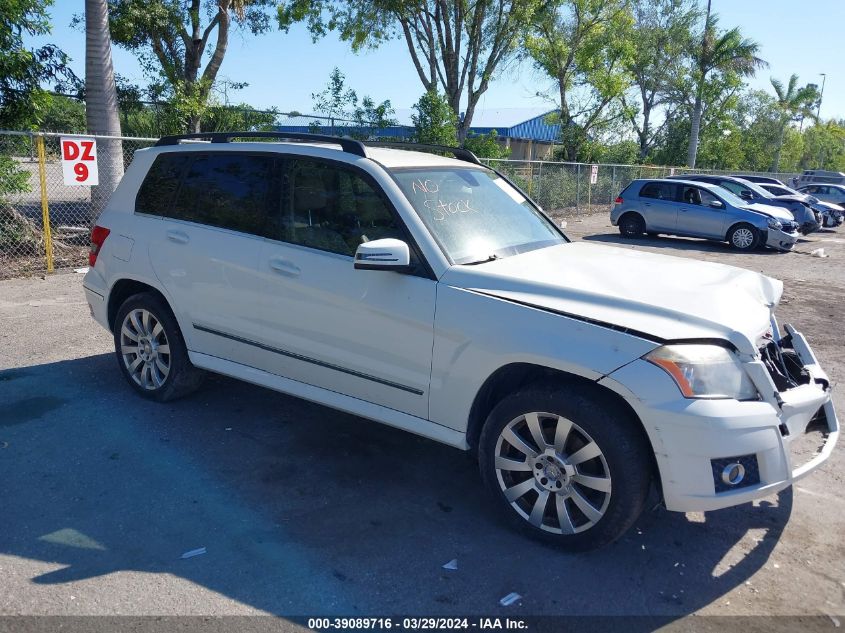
[392,167,565,264]
[710,187,748,208]
[739,179,775,198]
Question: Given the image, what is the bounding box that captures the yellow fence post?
[36,134,54,273]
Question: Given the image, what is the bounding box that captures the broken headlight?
[645,344,758,400]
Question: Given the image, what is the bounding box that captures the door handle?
[643,202,652,206]
[269,258,301,277]
[166,230,189,244]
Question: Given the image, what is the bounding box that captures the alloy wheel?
[494,412,612,534]
[119,308,171,390]
[732,227,754,249]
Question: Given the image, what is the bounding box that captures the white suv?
[83,132,839,550]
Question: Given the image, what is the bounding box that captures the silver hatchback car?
[610,179,799,251]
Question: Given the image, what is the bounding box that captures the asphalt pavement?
[1,227,843,625]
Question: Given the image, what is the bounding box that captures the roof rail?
[154,131,367,158]
[364,141,481,165]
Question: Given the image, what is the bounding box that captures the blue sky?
[25,0,845,124]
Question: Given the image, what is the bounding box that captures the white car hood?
[742,202,794,222]
[442,243,782,354]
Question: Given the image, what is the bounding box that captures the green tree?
[115,75,146,131]
[411,90,457,145]
[0,0,76,128]
[685,5,766,166]
[801,120,845,171]
[652,70,744,168]
[525,0,635,161]
[769,74,819,172]
[39,95,87,132]
[278,0,540,141]
[726,89,779,171]
[310,68,397,138]
[312,67,358,122]
[463,130,510,158]
[353,97,398,139]
[108,0,276,133]
[202,103,278,132]
[623,0,699,161]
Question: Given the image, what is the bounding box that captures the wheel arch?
[618,210,645,225]
[466,363,658,466]
[107,277,173,332]
[467,363,662,501]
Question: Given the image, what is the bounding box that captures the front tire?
[113,292,205,402]
[478,383,652,551]
[727,223,761,251]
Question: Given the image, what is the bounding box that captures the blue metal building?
[466,108,560,141]
[272,108,561,142]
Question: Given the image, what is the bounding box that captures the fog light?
[711,454,760,493]
[721,463,745,486]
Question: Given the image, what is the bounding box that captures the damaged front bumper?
[765,227,799,251]
[601,324,838,512]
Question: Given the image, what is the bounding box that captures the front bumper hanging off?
[603,324,838,513]
[764,227,799,251]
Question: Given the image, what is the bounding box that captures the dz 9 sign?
[60,137,99,186]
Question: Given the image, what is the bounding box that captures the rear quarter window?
[135,153,191,216]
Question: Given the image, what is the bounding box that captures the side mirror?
[709,200,724,209]
[354,238,411,272]
[739,190,753,200]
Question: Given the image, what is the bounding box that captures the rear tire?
[113,292,205,402]
[478,383,652,551]
[727,223,761,251]
[618,213,646,238]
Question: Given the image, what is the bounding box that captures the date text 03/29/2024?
[307,618,528,630]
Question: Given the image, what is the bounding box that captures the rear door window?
[168,153,277,238]
[639,182,676,200]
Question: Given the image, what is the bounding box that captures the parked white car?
[83,133,839,550]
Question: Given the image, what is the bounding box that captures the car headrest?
[294,171,328,212]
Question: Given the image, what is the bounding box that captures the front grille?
[782,221,799,232]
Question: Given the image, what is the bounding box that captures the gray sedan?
[610,179,799,251]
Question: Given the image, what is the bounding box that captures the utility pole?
[816,73,827,168]
[817,73,826,119]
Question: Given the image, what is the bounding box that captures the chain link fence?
[0,129,801,280]
[273,113,414,140]
[483,159,800,217]
[0,131,156,279]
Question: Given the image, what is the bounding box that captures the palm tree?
[770,74,819,172]
[686,2,766,167]
[85,0,123,216]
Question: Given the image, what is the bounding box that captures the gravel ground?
[0,216,843,626]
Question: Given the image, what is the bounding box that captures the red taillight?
[615,196,623,204]
[89,225,111,266]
